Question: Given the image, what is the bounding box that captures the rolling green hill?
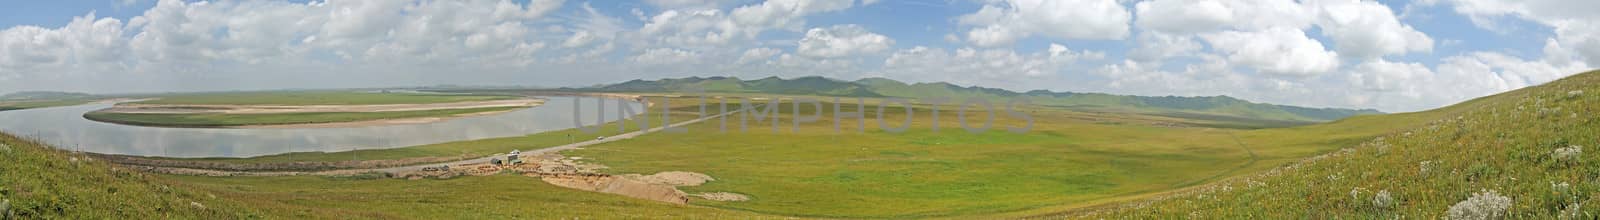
[0,133,265,219]
[1073,70,1600,218]
[576,76,1381,123]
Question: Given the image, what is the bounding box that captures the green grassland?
[133,91,517,105]
[126,92,1422,218]
[0,132,267,219]
[21,67,1581,219]
[164,174,775,219]
[83,106,524,128]
[0,131,777,219]
[554,96,1422,218]
[1072,70,1600,218]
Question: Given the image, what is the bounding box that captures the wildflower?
[1554,181,1572,193]
[1351,187,1364,200]
[1553,181,1574,202]
[1373,190,1395,209]
[1420,161,1434,175]
[1447,189,1512,220]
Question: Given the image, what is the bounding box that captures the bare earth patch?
[622,171,715,186]
[694,192,751,202]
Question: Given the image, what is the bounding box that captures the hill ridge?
[574,75,1381,122]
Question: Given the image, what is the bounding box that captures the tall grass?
[1067,70,1600,219]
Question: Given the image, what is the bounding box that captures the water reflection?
[0,96,642,158]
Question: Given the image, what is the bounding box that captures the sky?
[0,0,1597,112]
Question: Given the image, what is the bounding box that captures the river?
[0,96,642,158]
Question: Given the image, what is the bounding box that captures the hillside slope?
[577,76,1379,123]
[0,133,267,219]
[1073,70,1600,218]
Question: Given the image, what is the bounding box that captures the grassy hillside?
[577,76,1380,123]
[557,95,1413,218]
[134,91,516,105]
[1069,70,1600,218]
[168,174,775,219]
[595,76,881,97]
[0,132,266,219]
[0,130,779,219]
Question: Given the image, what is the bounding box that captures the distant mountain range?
[571,76,1382,122]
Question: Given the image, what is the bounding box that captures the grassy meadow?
[0,129,779,219]
[132,93,1426,218]
[555,95,1420,218]
[164,174,776,219]
[1064,71,1600,218]
[20,70,1588,219]
[0,132,268,219]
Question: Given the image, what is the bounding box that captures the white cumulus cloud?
[1201,27,1341,76]
[957,0,1130,47]
[796,24,893,58]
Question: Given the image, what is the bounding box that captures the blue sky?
[0,0,1595,112]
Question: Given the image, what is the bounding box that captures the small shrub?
[1373,190,1395,209]
[1546,181,1586,213]
[1553,145,1583,164]
[1553,182,1574,200]
[1447,189,1512,220]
